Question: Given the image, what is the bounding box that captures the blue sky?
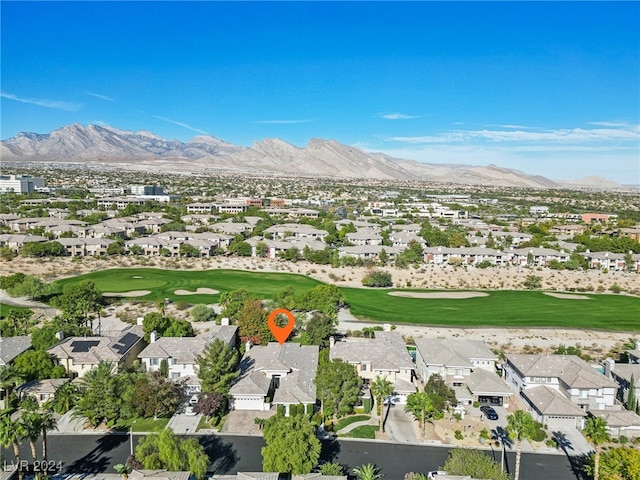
[2,1,639,183]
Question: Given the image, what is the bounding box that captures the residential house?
[509,248,570,267]
[0,234,47,253]
[503,354,619,429]
[48,326,145,378]
[338,245,402,262]
[138,325,238,392]
[591,410,640,439]
[330,332,415,401]
[17,378,70,406]
[57,238,114,256]
[229,343,318,415]
[264,224,328,241]
[345,230,383,246]
[423,247,505,266]
[0,336,32,366]
[604,359,640,408]
[413,338,510,407]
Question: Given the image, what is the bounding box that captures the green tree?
[424,374,457,411]
[220,289,253,321]
[261,414,321,474]
[0,308,35,337]
[352,463,383,480]
[303,312,337,349]
[0,414,27,480]
[46,381,79,414]
[442,448,510,480]
[627,374,637,412]
[74,361,126,427]
[361,269,393,288]
[405,391,434,435]
[52,280,103,330]
[179,243,200,257]
[163,318,195,338]
[584,446,640,480]
[134,428,208,479]
[11,275,47,300]
[523,275,542,289]
[38,409,57,463]
[506,410,538,480]
[131,371,183,419]
[231,241,252,257]
[315,358,362,418]
[196,338,240,395]
[236,299,273,345]
[583,416,611,480]
[13,349,66,382]
[190,304,216,322]
[1,364,24,408]
[370,376,394,432]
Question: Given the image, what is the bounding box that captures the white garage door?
[232,396,265,410]
[545,415,578,430]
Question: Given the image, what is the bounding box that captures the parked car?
[427,471,447,479]
[482,406,499,420]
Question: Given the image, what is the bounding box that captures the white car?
[427,472,447,480]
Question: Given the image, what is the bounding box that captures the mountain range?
[1,124,621,189]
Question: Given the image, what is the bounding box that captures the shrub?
[361,269,393,288]
[455,430,463,440]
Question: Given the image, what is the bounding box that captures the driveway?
[167,413,202,434]
[221,410,275,435]
[383,403,419,443]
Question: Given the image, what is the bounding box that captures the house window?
[150,358,159,366]
[171,372,180,379]
[170,358,177,365]
[362,362,370,372]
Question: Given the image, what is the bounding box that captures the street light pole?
[129,420,137,456]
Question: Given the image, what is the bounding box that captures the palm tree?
[583,416,610,480]
[20,410,43,463]
[0,413,27,480]
[405,390,434,436]
[46,382,79,414]
[39,409,58,463]
[352,463,383,480]
[506,410,537,480]
[0,364,24,409]
[370,376,394,433]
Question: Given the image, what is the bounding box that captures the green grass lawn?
[333,414,371,432]
[50,268,640,330]
[51,267,322,304]
[339,425,378,439]
[0,303,31,317]
[342,288,640,331]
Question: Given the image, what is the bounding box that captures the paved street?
[2,433,584,480]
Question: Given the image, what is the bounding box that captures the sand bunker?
[544,292,591,300]
[388,291,489,299]
[131,275,144,279]
[174,288,219,295]
[103,290,151,297]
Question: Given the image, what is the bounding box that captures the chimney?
[604,358,615,378]
[150,330,158,343]
[221,317,230,326]
[329,336,336,348]
[137,316,144,326]
[635,339,640,351]
[55,331,64,341]
[245,340,252,351]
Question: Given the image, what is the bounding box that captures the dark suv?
[480,405,499,420]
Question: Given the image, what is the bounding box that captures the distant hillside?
[0,123,621,189]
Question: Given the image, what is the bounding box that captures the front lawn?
[333,414,371,432]
[339,425,379,439]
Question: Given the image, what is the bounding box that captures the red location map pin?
[267,308,295,345]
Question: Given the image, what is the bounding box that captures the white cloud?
[378,113,421,120]
[152,115,208,135]
[388,125,640,144]
[85,91,114,102]
[254,119,312,124]
[0,91,82,111]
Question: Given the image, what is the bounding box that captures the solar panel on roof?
[70,340,101,353]
[112,332,139,355]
